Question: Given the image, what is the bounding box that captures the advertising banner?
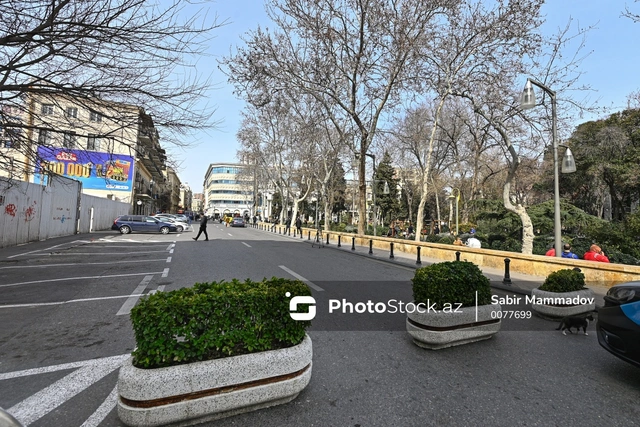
[34,147,134,191]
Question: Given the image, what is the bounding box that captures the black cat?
[556,314,595,336]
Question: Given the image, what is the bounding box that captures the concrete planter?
[406,303,501,350]
[530,288,595,319]
[117,334,312,427]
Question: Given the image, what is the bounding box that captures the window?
[89,111,102,122]
[37,129,51,145]
[63,132,77,149]
[41,104,54,115]
[65,107,78,118]
[87,134,100,151]
[1,128,20,148]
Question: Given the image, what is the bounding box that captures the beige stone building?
[2,91,175,215]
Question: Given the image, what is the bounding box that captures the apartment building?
[4,91,175,215]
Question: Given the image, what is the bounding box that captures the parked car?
[111,215,178,234]
[158,217,192,233]
[231,217,246,228]
[597,281,640,368]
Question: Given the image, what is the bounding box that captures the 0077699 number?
[490,310,532,319]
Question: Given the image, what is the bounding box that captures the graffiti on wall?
[24,201,37,222]
[4,203,17,217]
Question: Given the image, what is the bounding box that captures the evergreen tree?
[374,151,401,224]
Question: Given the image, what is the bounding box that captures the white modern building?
[203,163,253,218]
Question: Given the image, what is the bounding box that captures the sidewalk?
[270,227,608,307]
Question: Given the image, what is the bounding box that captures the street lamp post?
[521,79,576,258]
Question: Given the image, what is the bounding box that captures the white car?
[155,216,192,232]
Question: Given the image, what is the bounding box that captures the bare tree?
[402,0,545,241]
[1,0,223,181]
[222,0,455,235]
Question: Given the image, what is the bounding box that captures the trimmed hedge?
[130,277,312,369]
[411,261,492,309]
[539,269,586,293]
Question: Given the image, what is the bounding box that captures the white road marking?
[7,354,128,426]
[170,249,174,254]
[80,385,118,427]
[167,243,174,251]
[0,272,165,289]
[242,242,251,247]
[69,244,169,248]
[162,268,169,278]
[117,275,153,316]
[166,257,172,263]
[44,250,169,256]
[0,294,145,309]
[150,285,166,295]
[228,233,233,236]
[0,354,129,381]
[278,266,324,291]
[7,249,44,259]
[0,259,168,270]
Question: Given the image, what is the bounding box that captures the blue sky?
[171,0,640,193]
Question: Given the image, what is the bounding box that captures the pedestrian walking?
[295,216,302,235]
[192,213,208,241]
[284,216,292,234]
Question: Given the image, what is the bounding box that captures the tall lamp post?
[521,79,576,258]
[448,188,460,235]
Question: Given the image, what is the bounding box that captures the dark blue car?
[111,215,178,235]
[597,281,640,368]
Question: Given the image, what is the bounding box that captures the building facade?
[203,163,253,219]
[2,91,171,215]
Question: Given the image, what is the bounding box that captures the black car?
[597,281,640,368]
[111,215,178,234]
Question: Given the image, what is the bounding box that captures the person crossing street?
[192,212,209,241]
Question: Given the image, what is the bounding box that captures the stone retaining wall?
[259,223,640,288]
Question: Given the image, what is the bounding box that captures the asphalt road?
[0,224,639,426]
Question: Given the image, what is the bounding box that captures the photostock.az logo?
[286,292,316,321]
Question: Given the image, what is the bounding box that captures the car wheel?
[120,225,131,234]
[160,226,170,234]
[176,225,184,232]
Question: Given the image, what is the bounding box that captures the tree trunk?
[415,97,447,242]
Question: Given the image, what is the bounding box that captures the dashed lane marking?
[116,275,153,316]
[278,266,324,291]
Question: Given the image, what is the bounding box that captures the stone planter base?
[406,303,501,350]
[530,288,595,319]
[117,334,312,427]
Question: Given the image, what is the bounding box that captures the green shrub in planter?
[130,277,312,369]
[411,261,492,310]
[538,269,586,293]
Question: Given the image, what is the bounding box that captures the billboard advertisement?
[34,147,134,191]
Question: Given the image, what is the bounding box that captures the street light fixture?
[520,78,577,258]
[448,188,461,235]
